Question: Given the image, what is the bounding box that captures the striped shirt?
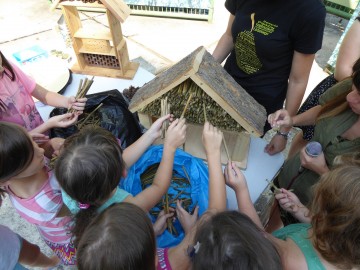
[6,171,73,244]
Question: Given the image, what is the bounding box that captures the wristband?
[276,130,289,140]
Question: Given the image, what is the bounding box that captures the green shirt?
[278,78,360,204]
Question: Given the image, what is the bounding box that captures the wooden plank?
[74,28,112,40]
[192,49,266,136]
[60,1,105,9]
[102,0,131,22]
[107,10,123,45]
[61,6,86,69]
[71,61,139,79]
[78,42,115,56]
[128,46,204,112]
[183,123,250,169]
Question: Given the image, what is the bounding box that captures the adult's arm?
[212,14,235,63]
[335,18,360,81]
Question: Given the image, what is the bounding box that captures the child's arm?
[275,188,311,223]
[124,118,186,212]
[19,238,60,268]
[202,122,226,211]
[30,113,79,134]
[122,114,171,167]
[224,162,263,228]
[32,83,87,112]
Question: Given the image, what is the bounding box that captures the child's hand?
[29,132,49,144]
[202,122,222,156]
[146,114,172,141]
[275,189,302,212]
[153,209,175,236]
[176,200,199,234]
[68,96,87,113]
[224,161,247,192]
[49,138,65,157]
[275,188,310,222]
[47,113,78,129]
[164,118,186,151]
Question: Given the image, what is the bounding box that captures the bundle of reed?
[76,103,103,130]
[141,163,193,236]
[68,76,94,113]
[141,79,244,132]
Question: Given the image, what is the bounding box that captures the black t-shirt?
[224,0,326,114]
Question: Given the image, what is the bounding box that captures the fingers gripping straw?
[299,142,323,172]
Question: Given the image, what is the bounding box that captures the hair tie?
[187,241,201,258]
[79,203,90,209]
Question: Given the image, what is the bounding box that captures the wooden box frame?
[59,0,139,79]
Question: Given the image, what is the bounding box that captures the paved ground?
[0,0,349,269]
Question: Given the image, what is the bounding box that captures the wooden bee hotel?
[129,46,267,169]
[54,0,139,79]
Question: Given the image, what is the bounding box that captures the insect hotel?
[56,0,139,79]
[129,46,267,168]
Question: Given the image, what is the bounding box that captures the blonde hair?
[310,165,360,269]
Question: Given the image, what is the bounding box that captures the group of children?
[1,49,360,270]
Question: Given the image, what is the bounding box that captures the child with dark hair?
[192,211,281,270]
[190,159,282,270]
[77,202,157,270]
[75,122,283,270]
[55,116,187,247]
[0,122,75,265]
[225,161,360,269]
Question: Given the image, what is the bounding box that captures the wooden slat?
[101,0,131,22]
[59,1,105,9]
[183,124,250,169]
[74,28,112,40]
[128,46,204,112]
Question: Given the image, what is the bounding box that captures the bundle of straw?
[141,163,194,236]
[68,76,94,113]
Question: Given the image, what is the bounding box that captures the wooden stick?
[161,98,165,139]
[180,93,193,119]
[203,103,207,123]
[50,0,61,12]
[222,133,231,161]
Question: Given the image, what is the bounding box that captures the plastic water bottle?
[299,141,323,172]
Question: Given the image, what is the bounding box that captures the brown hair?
[77,203,156,270]
[192,211,282,270]
[317,57,360,120]
[0,122,34,203]
[0,51,16,111]
[310,165,360,269]
[55,125,126,247]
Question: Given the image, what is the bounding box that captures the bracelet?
[276,130,289,140]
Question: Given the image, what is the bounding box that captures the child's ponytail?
[72,205,98,247]
[55,125,126,246]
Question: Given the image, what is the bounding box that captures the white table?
[36,68,284,209]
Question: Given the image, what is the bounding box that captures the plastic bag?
[49,89,143,148]
[120,145,209,248]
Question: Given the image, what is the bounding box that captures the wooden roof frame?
[129,46,267,136]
